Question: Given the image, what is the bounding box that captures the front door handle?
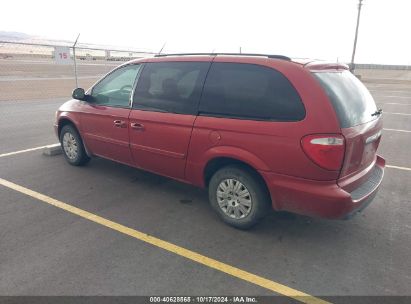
[113,120,126,128]
[130,122,145,131]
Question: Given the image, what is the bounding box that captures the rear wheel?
[209,165,270,229]
[60,124,90,166]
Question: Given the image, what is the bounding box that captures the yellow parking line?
[0,177,329,304]
[0,144,59,158]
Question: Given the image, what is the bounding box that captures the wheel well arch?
[203,157,271,200]
[58,117,91,157]
[57,118,77,137]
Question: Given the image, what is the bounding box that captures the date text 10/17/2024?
[149,296,258,303]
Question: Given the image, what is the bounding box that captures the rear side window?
[133,62,210,115]
[199,63,305,121]
[313,71,378,128]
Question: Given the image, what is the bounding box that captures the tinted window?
[132,62,210,115]
[91,64,141,107]
[313,71,378,128]
[199,63,305,121]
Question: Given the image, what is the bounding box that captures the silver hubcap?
[62,132,78,160]
[216,178,252,219]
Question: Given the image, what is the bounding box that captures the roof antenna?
[158,42,166,55]
[239,46,242,54]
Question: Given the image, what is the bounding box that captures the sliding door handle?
[113,120,126,128]
[130,122,145,131]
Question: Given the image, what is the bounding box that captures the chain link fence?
[1,41,410,101]
[0,41,155,101]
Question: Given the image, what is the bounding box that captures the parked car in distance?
[55,53,385,229]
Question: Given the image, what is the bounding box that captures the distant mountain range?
[0,31,77,45]
[0,31,154,54]
[0,31,36,40]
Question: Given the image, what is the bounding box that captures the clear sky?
[2,0,410,64]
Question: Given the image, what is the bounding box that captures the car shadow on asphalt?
[71,156,362,245]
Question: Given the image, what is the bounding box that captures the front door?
[81,64,141,165]
[129,61,210,180]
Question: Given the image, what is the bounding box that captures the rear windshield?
[313,71,378,128]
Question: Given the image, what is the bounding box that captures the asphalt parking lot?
[0,59,116,101]
[0,66,410,303]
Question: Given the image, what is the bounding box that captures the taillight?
[301,134,345,171]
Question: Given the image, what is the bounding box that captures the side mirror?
[72,88,86,100]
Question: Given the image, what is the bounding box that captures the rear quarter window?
[199,62,305,121]
[313,71,378,128]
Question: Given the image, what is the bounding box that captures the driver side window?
[91,64,141,107]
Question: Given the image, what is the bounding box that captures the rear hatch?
[312,69,382,189]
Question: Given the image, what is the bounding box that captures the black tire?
[208,165,270,229]
[59,124,90,166]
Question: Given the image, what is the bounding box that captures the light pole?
[350,0,363,73]
[73,33,80,88]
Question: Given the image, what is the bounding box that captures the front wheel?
[208,165,270,229]
[60,124,90,166]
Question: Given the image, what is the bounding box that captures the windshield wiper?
[371,109,383,116]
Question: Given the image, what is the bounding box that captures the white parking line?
[383,103,411,106]
[374,96,411,99]
[370,90,411,94]
[0,144,59,158]
[1,143,411,174]
[386,165,411,172]
[383,128,411,133]
[366,83,410,87]
[384,112,411,116]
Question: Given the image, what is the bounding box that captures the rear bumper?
[260,155,385,219]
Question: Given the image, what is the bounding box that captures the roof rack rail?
[154,53,291,61]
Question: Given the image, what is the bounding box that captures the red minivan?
[55,53,385,229]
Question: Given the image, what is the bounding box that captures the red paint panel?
[338,116,383,191]
[129,109,196,180]
[79,103,133,165]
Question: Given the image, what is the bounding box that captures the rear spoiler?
[303,61,349,71]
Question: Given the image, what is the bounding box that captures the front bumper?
[260,155,385,219]
[53,124,59,138]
